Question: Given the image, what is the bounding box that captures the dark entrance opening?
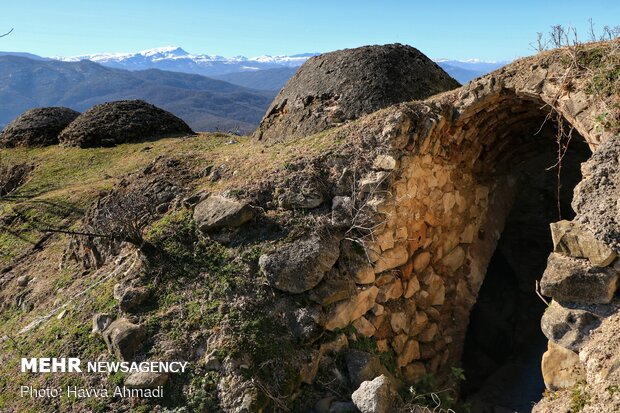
[461,128,591,412]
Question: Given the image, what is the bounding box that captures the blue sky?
[2,1,620,61]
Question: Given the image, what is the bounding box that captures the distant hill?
[436,59,507,83]
[211,67,299,91]
[0,56,276,133]
[436,63,485,84]
[0,51,48,60]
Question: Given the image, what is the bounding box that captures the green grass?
[0,128,349,411]
[570,382,590,412]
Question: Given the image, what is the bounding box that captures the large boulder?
[59,100,193,147]
[550,220,616,266]
[193,194,254,232]
[351,375,400,413]
[541,341,585,391]
[0,107,80,147]
[541,301,601,352]
[259,234,341,293]
[573,137,620,253]
[101,318,146,361]
[540,253,618,304]
[254,44,459,143]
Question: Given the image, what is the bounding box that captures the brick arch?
[333,77,603,393]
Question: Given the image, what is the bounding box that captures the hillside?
[0,56,276,133]
[0,40,618,413]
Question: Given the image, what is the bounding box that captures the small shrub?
[570,382,590,412]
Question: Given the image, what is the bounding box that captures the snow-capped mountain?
[434,58,508,73]
[49,47,509,86]
[54,46,316,77]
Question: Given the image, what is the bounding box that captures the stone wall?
[314,57,613,392]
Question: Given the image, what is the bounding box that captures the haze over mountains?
[0,46,508,132]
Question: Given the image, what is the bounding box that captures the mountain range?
[54,47,312,77]
[52,47,508,87]
[0,47,508,132]
[0,55,275,133]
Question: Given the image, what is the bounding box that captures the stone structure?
[59,100,193,147]
[253,44,459,143]
[0,107,80,147]
[255,41,620,411]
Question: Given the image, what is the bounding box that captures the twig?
[535,280,550,306]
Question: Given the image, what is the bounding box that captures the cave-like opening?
[460,112,592,413]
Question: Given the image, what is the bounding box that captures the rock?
[376,277,403,303]
[412,251,431,273]
[353,266,376,285]
[278,186,324,209]
[338,240,376,284]
[353,317,377,337]
[404,363,427,382]
[418,323,438,343]
[541,301,601,352]
[414,290,431,310]
[540,253,618,304]
[441,246,465,272]
[351,375,400,413]
[59,100,193,147]
[0,163,32,196]
[102,318,146,360]
[16,275,29,287]
[254,44,459,143]
[345,351,392,388]
[118,287,149,312]
[390,313,409,335]
[0,107,80,147]
[373,155,397,171]
[550,220,616,266]
[403,277,420,299]
[300,334,349,385]
[92,313,113,334]
[332,196,354,227]
[359,171,391,194]
[424,271,446,306]
[374,245,408,274]
[572,137,620,253]
[541,341,585,391]
[193,195,254,232]
[308,268,355,306]
[260,234,341,294]
[287,306,322,342]
[325,286,379,330]
[182,190,209,208]
[204,352,222,371]
[409,311,429,336]
[124,371,168,389]
[396,340,420,368]
[155,203,169,214]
